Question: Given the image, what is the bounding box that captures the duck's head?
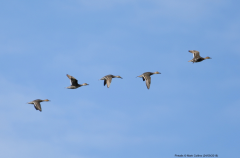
[44,99,50,102]
[82,83,89,86]
[154,71,161,74]
[115,76,123,79]
[204,56,211,59]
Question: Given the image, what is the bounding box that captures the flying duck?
[137,71,161,89]
[99,75,123,88]
[66,74,89,89]
[188,50,211,63]
[27,99,50,112]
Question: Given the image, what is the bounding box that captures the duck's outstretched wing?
[67,74,79,86]
[104,79,106,86]
[189,50,201,58]
[144,75,151,89]
[106,76,113,88]
[33,101,42,112]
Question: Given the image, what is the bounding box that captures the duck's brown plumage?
[100,75,122,88]
[137,71,160,89]
[66,74,89,89]
[188,50,211,63]
[28,99,50,112]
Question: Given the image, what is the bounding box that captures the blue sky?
[0,0,240,158]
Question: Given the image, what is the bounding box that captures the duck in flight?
[137,71,161,89]
[27,99,50,112]
[188,50,211,63]
[66,74,89,89]
[99,75,123,88]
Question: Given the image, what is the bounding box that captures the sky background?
[0,0,240,158]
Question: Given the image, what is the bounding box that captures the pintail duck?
[99,74,123,88]
[66,74,89,89]
[27,99,50,112]
[137,71,161,89]
[188,50,211,63]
